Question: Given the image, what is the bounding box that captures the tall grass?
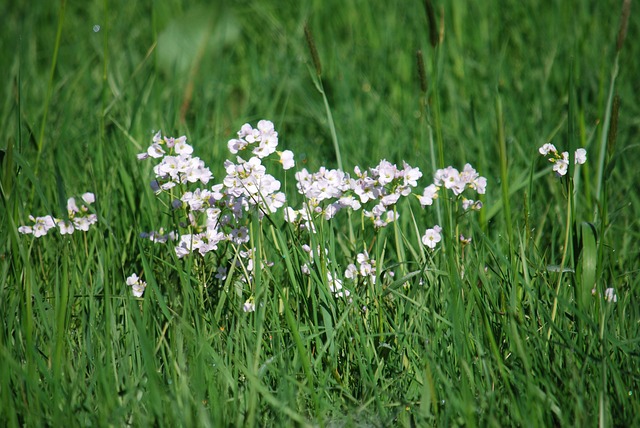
[1,0,639,426]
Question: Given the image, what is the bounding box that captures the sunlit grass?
[1,0,639,426]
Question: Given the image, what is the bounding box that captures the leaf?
[578,222,597,310]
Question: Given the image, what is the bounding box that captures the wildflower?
[327,271,350,298]
[428,164,486,204]
[56,219,75,235]
[538,143,557,156]
[604,288,618,303]
[575,148,587,165]
[462,198,483,211]
[229,227,250,244]
[435,166,464,195]
[539,144,587,176]
[344,264,358,280]
[18,193,97,237]
[126,273,147,298]
[22,215,56,238]
[357,250,376,283]
[376,159,397,185]
[81,192,96,205]
[73,214,98,231]
[401,161,423,188]
[279,150,295,170]
[418,184,438,207]
[17,225,33,235]
[173,136,193,155]
[301,263,311,275]
[422,225,442,249]
[473,177,487,194]
[553,152,569,176]
[243,298,256,313]
[146,143,165,159]
[228,120,279,159]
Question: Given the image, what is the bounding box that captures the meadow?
[1,0,639,426]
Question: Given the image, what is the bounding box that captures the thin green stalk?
[305,22,343,171]
[319,80,343,172]
[496,95,513,249]
[429,46,447,240]
[598,300,609,428]
[53,250,69,375]
[35,0,66,177]
[547,185,572,341]
[595,54,618,207]
[97,0,110,181]
[431,48,444,171]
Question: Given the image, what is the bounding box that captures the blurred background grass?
[1,0,639,426]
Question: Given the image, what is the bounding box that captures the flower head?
[421,225,442,249]
[243,298,256,313]
[279,150,295,170]
[539,145,587,177]
[126,273,147,298]
[575,148,587,165]
[604,287,618,303]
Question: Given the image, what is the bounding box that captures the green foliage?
[1,0,639,426]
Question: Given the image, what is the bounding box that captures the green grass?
[2,0,639,426]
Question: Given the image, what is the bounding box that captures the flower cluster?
[131,121,289,299]
[138,133,212,191]
[592,286,618,303]
[539,144,587,176]
[137,120,292,260]
[126,273,147,298]
[344,250,377,284]
[418,163,486,211]
[131,120,487,301]
[18,193,98,237]
[287,159,422,229]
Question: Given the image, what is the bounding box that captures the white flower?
[56,219,75,235]
[402,162,422,187]
[126,273,147,298]
[301,263,311,275]
[328,271,350,298]
[243,299,256,313]
[344,264,358,280]
[553,152,569,176]
[81,192,96,205]
[279,150,295,170]
[472,176,487,194]
[33,215,56,238]
[147,143,165,158]
[422,225,442,249]
[604,287,617,303]
[67,197,79,214]
[376,159,397,185]
[538,143,557,156]
[575,148,587,165]
[419,184,438,206]
[18,225,33,235]
[173,136,193,155]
